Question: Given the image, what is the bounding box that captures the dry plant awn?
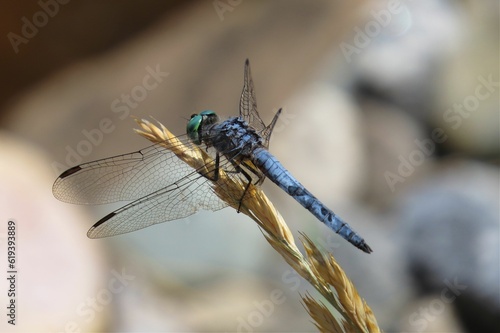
[134,117,380,333]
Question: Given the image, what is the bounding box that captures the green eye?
[187,114,203,144]
[199,110,215,116]
[187,110,219,144]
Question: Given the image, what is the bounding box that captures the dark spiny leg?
[203,153,220,181]
[228,160,264,211]
[223,158,254,212]
[235,166,252,213]
[240,160,265,185]
[219,146,263,211]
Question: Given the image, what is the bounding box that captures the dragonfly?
[53,60,372,253]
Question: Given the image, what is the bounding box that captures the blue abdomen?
[252,147,372,253]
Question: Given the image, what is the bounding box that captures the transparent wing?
[53,137,200,205]
[240,59,266,133]
[87,168,228,238]
[53,133,249,238]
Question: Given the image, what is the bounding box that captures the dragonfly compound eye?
[200,110,219,126]
[187,110,219,145]
[187,114,203,144]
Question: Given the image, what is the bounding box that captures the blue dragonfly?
[53,60,372,253]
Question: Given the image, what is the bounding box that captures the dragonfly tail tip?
[360,243,373,254]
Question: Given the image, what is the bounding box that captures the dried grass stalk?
[134,117,380,333]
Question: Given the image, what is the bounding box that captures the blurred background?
[0,0,498,332]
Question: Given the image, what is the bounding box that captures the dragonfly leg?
[240,160,265,185]
[235,161,266,211]
[223,159,255,213]
[200,152,252,212]
[235,165,252,213]
[202,153,220,181]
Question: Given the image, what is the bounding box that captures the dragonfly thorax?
[202,116,264,161]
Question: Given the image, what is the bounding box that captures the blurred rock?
[396,160,500,331]
[351,0,464,121]
[273,82,367,206]
[112,251,314,332]
[0,131,108,332]
[0,0,185,111]
[398,295,465,332]
[358,98,432,206]
[434,1,499,157]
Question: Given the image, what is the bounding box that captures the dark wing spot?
[90,212,115,230]
[321,207,328,216]
[59,165,82,178]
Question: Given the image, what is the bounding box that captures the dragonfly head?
[187,110,219,145]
